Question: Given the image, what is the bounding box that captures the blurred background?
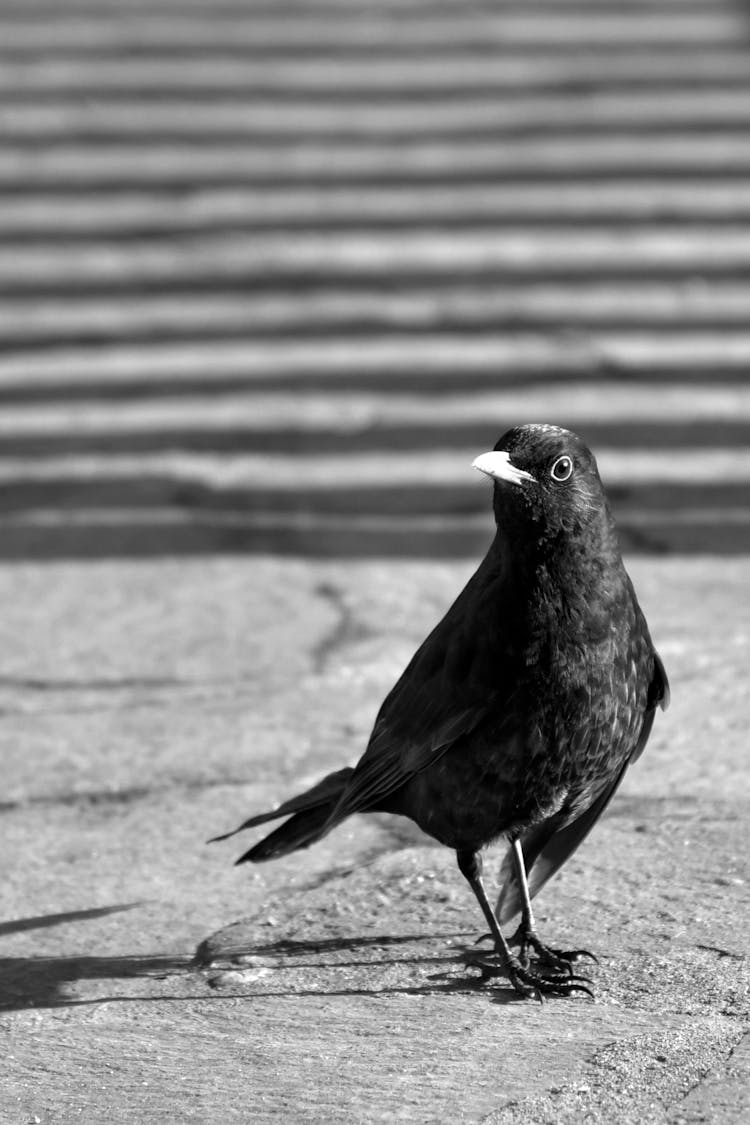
[1,0,748,560]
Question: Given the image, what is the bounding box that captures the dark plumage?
[213,424,669,999]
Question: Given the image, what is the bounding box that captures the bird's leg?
[456,849,593,1000]
[509,838,598,974]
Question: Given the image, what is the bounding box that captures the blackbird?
[213,424,669,999]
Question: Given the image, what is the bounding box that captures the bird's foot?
[463,948,594,1001]
[475,929,598,975]
[511,926,599,975]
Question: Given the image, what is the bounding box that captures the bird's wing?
[324,558,509,826]
[496,647,669,924]
[328,696,493,822]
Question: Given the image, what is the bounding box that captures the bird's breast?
[399,591,652,853]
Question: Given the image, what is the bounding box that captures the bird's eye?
[550,455,573,482]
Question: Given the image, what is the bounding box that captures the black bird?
[214,424,669,999]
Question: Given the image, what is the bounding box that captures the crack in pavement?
[310,581,376,674]
[672,1025,750,1113]
[0,776,261,815]
[695,943,746,962]
[0,676,194,692]
[0,674,260,717]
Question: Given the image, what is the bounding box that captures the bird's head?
[473,424,618,558]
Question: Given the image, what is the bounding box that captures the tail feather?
[209,766,354,862]
[236,802,339,863]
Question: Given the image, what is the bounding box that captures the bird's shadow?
[0,902,144,938]
[194,928,465,964]
[0,951,192,1011]
[196,929,528,1006]
[0,901,186,1011]
[0,919,524,1009]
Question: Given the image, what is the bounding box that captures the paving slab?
[0,556,748,1123]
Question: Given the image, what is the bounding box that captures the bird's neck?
[487,521,628,632]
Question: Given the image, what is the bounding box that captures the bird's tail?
[209,766,354,864]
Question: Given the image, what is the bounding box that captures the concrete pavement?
[1,555,748,1122]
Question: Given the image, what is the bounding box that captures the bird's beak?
[472,451,536,486]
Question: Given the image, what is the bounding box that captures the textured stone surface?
[0,556,748,1122]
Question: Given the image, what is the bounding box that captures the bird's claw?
[477,929,599,974]
[514,929,599,974]
[463,948,595,1001]
[509,962,594,1002]
[523,945,598,974]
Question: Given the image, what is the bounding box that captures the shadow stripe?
[1,367,750,402]
[0,514,746,560]
[1,478,748,515]
[0,419,746,457]
[2,316,750,350]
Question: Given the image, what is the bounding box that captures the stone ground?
[2,1,750,1121]
[0,554,748,1123]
